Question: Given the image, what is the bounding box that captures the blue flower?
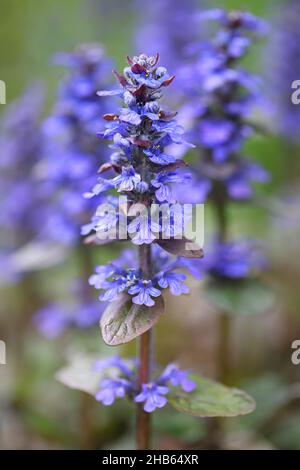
[100,120,129,141]
[86,53,198,312]
[72,302,102,329]
[90,256,146,303]
[34,304,69,339]
[81,215,100,236]
[151,171,190,202]
[94,356,135,379]
[34,297,104,339]
[174,177,212,204]
[89,244,203,306]
[97,89,123,97]
[159,364,196,393]
[177,6,269,195]
[125,54,172,90]
[176,7,269,214]
[128,214,160,245]
[117,102,162,126]
[157,271,189,296]
[227,161,269,200]
[83,177,114,199]
[112,166,141,192]
[228,36,251,58]
[198,10,268,36]
[152,119,191,146]
[144,147,176,166]
[99,278,129,302]
[119,108,142,126]
[134,383,169,413]
[89,264,116,290]
[82,211,117,238]
[269,0,300,142]
[187,159,268,203]
[90,353,197,412]
[37,44,113,246]
[0,86,46,249]
[202,240,265,279]
[128,280,161,307]
[135,0,199,73]
[237,12,268,35]
[143,101,161,119]
[82,195,120,240]
[96,378,132,406]
[159,203,190,239]
[198,119,234,151]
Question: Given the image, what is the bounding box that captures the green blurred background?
[2,0,300,451]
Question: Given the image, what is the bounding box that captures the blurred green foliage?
[1,0,300,451]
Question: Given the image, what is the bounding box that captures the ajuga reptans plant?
[178,9,273,384]
[58,52,257,450]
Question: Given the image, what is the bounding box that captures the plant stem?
[214,192,230,384]
[214,196,227,244]
[136,329,152,450]
[218,311,230,383]
[13,273,40,408]
[203,192,231,449]
[136,244,152,450]
[79,392,96,450]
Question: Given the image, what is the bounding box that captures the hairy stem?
[136,244,152,450]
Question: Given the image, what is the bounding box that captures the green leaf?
[169,374,256,418]
[56,354,135,396]
[100,293,165,346]
[55,354,103,396]
[205,279,275,316]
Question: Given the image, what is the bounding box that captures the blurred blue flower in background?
[37,44,113,246]
[135,0,201,73]
[0,85,45,247]
[268,0,300,142]
[34,279,105,338]
[176,9,269,205]
[201,240,266,280]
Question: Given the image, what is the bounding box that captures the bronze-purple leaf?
[97,162,121,174]
[113,70,127,87]
[160,160,188,173]
[97,162,113,173]
[162,75,175,87]
[128,137,151,148]
[159,110,177,121]
[152,52,160,67]
[156,238,204,259]
[133,85,146,98]
[100,293,165,346]
[131,63,146,74]
[103,113,119,121]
